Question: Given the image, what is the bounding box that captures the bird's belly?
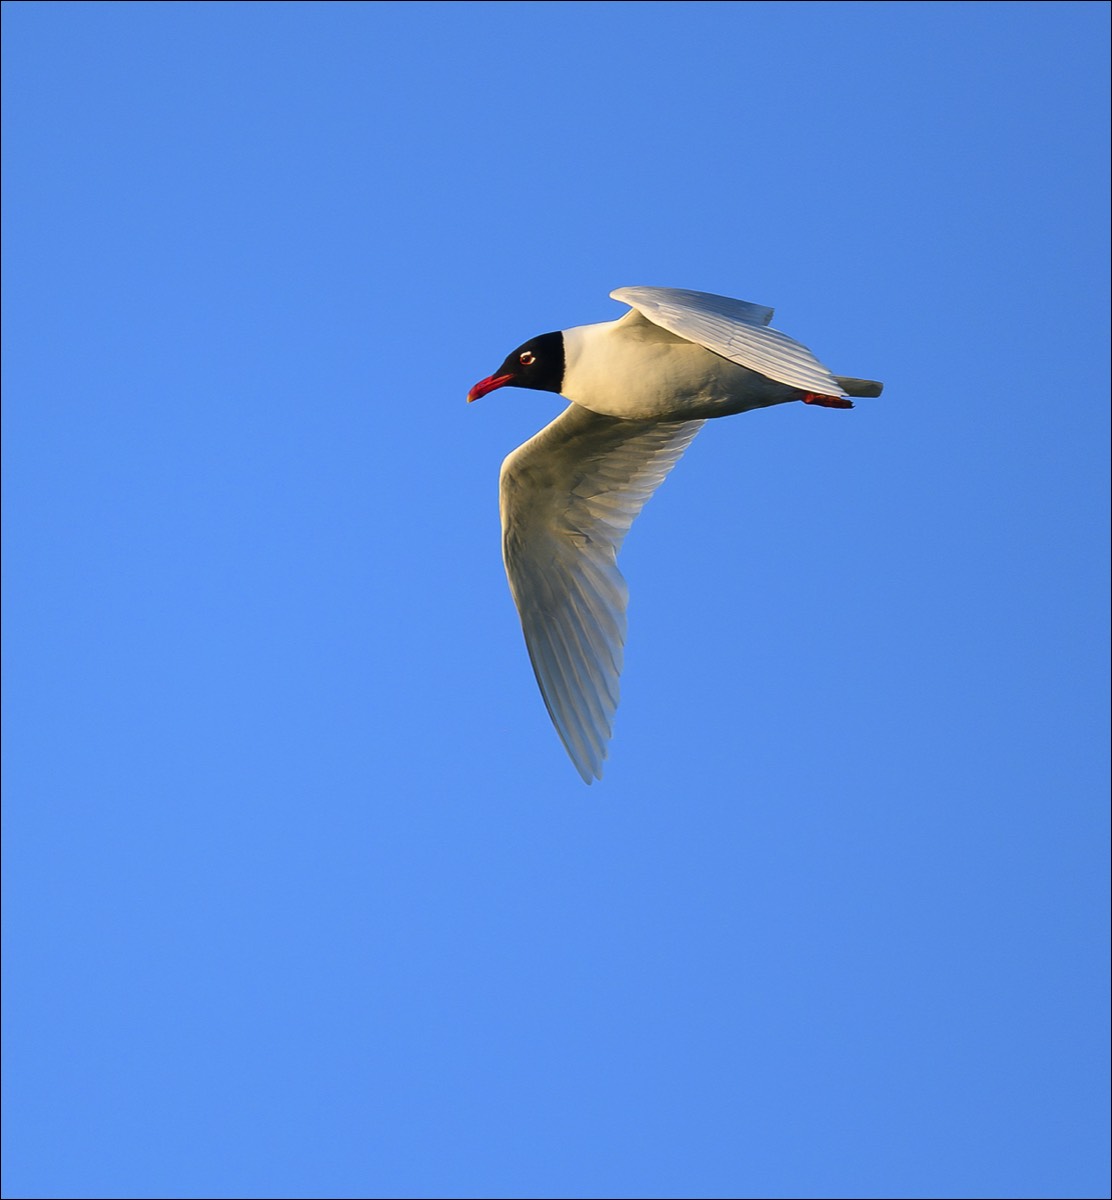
[563,342,800,422]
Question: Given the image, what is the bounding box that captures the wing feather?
[611,285,845,396]
[499,403,704,782]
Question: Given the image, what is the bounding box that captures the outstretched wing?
[612,285,845,397]
[500,403,704,783]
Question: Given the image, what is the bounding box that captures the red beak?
[467,372,514,403]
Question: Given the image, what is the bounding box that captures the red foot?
[802,393,854,409]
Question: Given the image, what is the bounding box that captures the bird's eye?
[519,351,536,366]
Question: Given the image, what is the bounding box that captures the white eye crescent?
[519,351,535,366]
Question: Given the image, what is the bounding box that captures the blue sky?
[2,2,1109,1197]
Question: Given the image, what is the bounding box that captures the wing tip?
[833,376,884,398]
[574,761,603,785]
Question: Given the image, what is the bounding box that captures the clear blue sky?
[3,3,1109,1198]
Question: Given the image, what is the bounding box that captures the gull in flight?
[468,286,883,783]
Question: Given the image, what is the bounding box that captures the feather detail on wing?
[499,403,704,782]
[611,286,845,397]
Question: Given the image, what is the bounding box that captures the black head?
[467,331,565,402]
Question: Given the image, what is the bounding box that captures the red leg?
[802,393,854,409]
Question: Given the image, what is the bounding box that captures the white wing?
[500,403,704,783]
[612,285,845,396]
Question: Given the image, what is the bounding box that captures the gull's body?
[468,287,882,784]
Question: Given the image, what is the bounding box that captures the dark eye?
[519,351,535,366]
